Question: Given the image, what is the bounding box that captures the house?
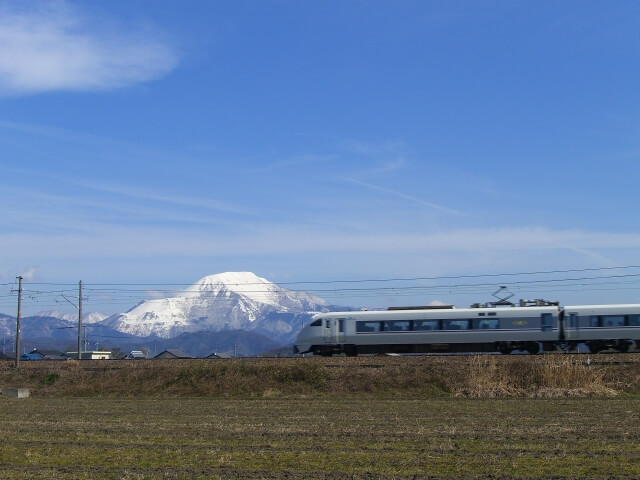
[66,351,113,360]
[206,352,231,359]
[83,351,112,360]
[154,349,194,359]
[29,349,68,360]
[125,350,147,359]
[20,353,42,361]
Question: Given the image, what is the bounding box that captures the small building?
[20,353,42,361]
[66,351,113,360]
[205,352,231,359]
[125,350,147,359]
[19,349,67,361]
[29,349,68,360]
[154,349,194,359]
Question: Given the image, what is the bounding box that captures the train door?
[323,317,345,343]
[564,312,580,340]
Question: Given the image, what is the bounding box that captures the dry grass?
[458,354,620,397]
[1,353,638,398]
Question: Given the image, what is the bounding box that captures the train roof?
[387,305,455,311]
[563,304,640,309]
[316,304,561,317]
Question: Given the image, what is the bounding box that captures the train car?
[295,303,562,356]
[295,302,640,356]
[562,304,640,353]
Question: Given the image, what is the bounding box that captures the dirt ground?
[0,395,638,479]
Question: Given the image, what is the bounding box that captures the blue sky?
[1,0,640,315]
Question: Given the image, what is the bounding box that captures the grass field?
[1,396,639,479]
[1,355,639,478]
[2,354,639,397]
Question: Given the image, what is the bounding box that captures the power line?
[2,265,640,310]
[11,265,640,288]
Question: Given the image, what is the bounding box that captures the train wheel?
[617,340,630,353]
[587,342,601,354]
[526,343,540,355]
[345,345,358,357]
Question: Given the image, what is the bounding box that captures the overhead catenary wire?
[1,265,640,312]
[13,264,640,288]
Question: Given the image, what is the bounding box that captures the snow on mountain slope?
[101,272,331,339]
[35,311,108,324]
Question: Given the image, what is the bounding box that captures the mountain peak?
[187,272,288,307]
[189,272,268,291]
[102,272,331,340]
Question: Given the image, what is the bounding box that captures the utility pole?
[14,276,22,369]
[77,280,82,360]
[62,281,84,360]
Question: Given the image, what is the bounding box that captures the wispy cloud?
[343,139,407,157]
[2,224,638,261]
[80,182,255,216]
[342,140,408,175]
[0,1,178,95]
[372,157,405,174]
[340,177,463,215]
[0,183,255,236]
[244,153,337,174]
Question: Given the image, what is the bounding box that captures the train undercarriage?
[309,339,640,356]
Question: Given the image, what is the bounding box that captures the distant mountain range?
[0,272,345,357]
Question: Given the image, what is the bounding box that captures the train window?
[590,316,600,327]
[541,313,553,332]
[310,319,322,327]
[601,315,625,327]
[488,312,497,316]
[629,315,640,326]
[384,320,411,331]
[413,320,440,331]
[356,321,382,333]
[443,319,471,330]
[339,319,345,332]
[473,319,499,329]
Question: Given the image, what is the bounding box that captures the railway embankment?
[1,353,639,398]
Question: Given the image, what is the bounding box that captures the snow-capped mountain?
[101,272,334,342]
[35,311,108,324]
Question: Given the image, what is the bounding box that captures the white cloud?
[79,182,255,216]
[340,177,463,215]
[0,1,178,95]
[2,225,639,311]
[373,157,405,173]
[2,223,639,259]
[19,267,37,281]
[245,153,338,174]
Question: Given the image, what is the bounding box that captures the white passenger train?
[294,301,640,356]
